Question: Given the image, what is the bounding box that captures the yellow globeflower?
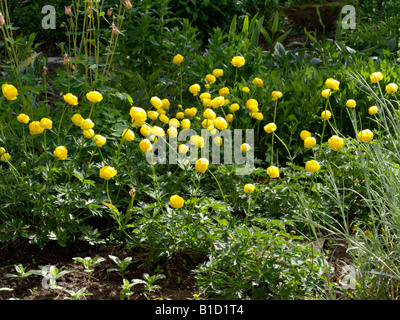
[161,98,170,109]
[202,119,213,129]
[150,96,163,109]
[218,87,230,97]
[139,139,153,152]
[189,84,201,96]
[122,129,135,142]
[305,160,320,173]
[231,56,245,68]
[86,91,103,103]
[214,117,228,130]
[83,129,95,139]
[264,123,277,134]
[304,137,316,149]
[167,127,178,139]
[178,144,189,154]
[386,83,398,94]
[159,114,169,124]
[170,195,185,209]
[241,143,251,152]
[250,112,263,121]
[328,135,344,151]
[210,96,224,109]
[205,74,216,84]
[271,91,283,101]
[150,126,165,137]
[2,83,18,100]
[300,130,311,140]
[346,99,357,108]
[29,121,45,135]
[94,134,107,147]
[190,135,205,148]
[64,93,79,106]
[368,106,378,115]
[17,113,30,124]
[181,119,191,130]
[200,92,211,102]
[321,110,332,120]
[148,110,159,120]
[130,107,147,126]
[321,89,331,98]
[173,54,184,65]
[195,158,209,173]
[325,78,340,90]
[357,129,374,142]
[81,118,95,130]
[252,78,263,87]
[246,99,259,112]
[229,103,240,112]
[140,124,151,137]
[40,118,53,130]
[0,147,6,155]
[242,86,250,93]
[169,118,180,128]
[1,153,11,162]
[71,113,84,126]
[99,166,117,180]
[226,114,234,123]
[370,72,383,83]
[212,69,223,77]
[243,184,255,194]
[267,166,280,178]
[176,112,185,119]
[213,136,223,146]
[185,107,197,117]
[203,108,216,120]
[53,146,68,160]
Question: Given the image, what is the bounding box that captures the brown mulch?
[0,239,201,300]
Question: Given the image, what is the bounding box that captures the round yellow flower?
[94,134,107,147]
[167,127,178,139]
[83,129,95,139]
[271,91,283,101]
[17,113,30,124]
[189,84,201,96]
[213,136,223,146]
[139,139,153,152]
[229,103,240,113]
[321,89,331,98]
[200,92,211,102]
[328,135,344,151]
[148,110,159,120]
[2,84,18,101]
[0,147,5,155]
[99,166,117,180]
[64,93,79,106]
[169,118,180,128]
[181,119,191,130]
[173,54,184,65]
[242,86,250,93]
[325,78,340,90]
[122,129,135,142]
[185,107,197,117]
[226,114,234,123]
[161,98,170,109]
[211,96,224,109]
[205,74,216,84]
[190,135,205,148]
[150,96,163,109]
[241,143,251,152]
[357,129,374,142]
[267,166,280,178]
[130,107,147,126]
[264,123,277,134]
[305,160,320,173]
[246,99,259,112]
[300,130,311,140]
[368,106,378,115]
[231,56,245,68]
[140,124,151,137]
[29,121,45,135]
[195,158,209,173]
[203,108,217,120]
[214,117,228,130]
[170,195,185,209]
[150,126,165,137]
[86,91,103,103]
[346,99,357,108]
[386,83,398,94]
[304,137,316,149]
[159,114,169,124]
[1,153,11,162]
[243,184,255,194]
[71,113,84,126]
[250,112,263,121]
[81,118,95,130]
[202,119,213,129]
[178,144,189,154]
[252,78,263,87]
[218,87,230,97]
[321,110,332,120]
[53,146,68,160]
[370,72,383,83]
[157,107,166,115]
[40,118,53,130]
[212,69,223,77]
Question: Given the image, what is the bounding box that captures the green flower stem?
[189,173,202,215]
[207,168,230,215]
[179,64,183,104]
[270,100,279,164]
[319,97,330,156]
[43,130,48,162]
[22,124,27,155]
[57,103,68,145]
[113,125,131,166]
[274,133,293,164]
[245,194,252,225]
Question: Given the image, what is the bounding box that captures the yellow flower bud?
[357,129,374,142]
[271,91,283,101]
[304,137,316,149]
[150,96,163,109]
[122,129,135,142]
[170,195,185,209]
[189,84,201,96]
[321,89,331,98]
[328,135,344,151]
[86,91,103,103]
[99,165,117,180]
[81,118,95,130]
[368,106,378,115]
[2,84,18,100]
[83,129,95,139]
[241,143,251,152]
[214,117,228,130]
[264,123,277,134]
[212,69,223,77]
[53,146,68,160]
[205,74,216,84]
[71,113,84,126]
[267,166,280,178]
[325,78,340,90]
[94,134,107,147]
[305,160,320,173]
[346,99,357,108]
[29,121,45,135]
[300,130,311,140]
[252,77,263,87]
[173,54,184,65]
[1,153,11,162]
[40,118,53,130]
[231,56,245,68]
[139,139,153,152]
[17,113,30,124]
[321,110,332,120]
[370,72,383,83]
[243,184,255,193]
[195,158,209,173]
[64,93,79,106]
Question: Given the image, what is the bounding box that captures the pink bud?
[125,1,132,9]
[65,6,72,15]
[0,13,5,26]
[112,23,119,35]
[107,8,113,17]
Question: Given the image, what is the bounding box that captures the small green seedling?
[73,256,105,283]
[107,255,134,278]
